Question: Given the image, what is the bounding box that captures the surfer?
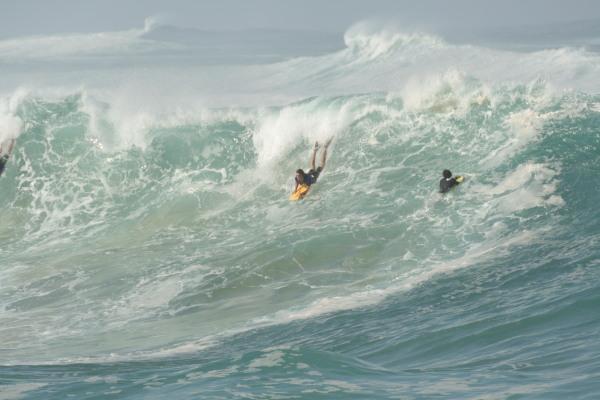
[439,169,463,193]
[292,138,333,198]
[0,139,15,177]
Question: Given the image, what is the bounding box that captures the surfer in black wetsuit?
[439,169,461,193]
[0,139,15,177]
[294,138,333,192]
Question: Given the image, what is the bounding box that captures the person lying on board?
[292,138,333,199]
[439,169,464,193]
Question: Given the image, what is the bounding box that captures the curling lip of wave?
[0,18,344,63]
[0,18,178,61]
[0,20,443,64]
[343,23,444,59]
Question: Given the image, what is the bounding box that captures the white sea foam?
[399,69,492,114]
[0,20,589,367]
[0,383,47,400]
[252,100,354,169]
[0,90,25,143]
[2,19,599,109]
[343,21,443,61]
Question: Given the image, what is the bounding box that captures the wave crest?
[343,22,443,60]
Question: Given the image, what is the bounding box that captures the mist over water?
[2,20,600,399]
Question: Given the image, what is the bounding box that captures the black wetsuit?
[0,155,9,177]
[439,177,458,193]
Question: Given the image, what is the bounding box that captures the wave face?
[2,22,600,399]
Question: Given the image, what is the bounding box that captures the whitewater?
[1,20,600,399]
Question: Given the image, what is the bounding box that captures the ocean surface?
[1,19,600,399]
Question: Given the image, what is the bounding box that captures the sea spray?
[1,21,600,400]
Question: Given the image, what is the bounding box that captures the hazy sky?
[2,0,600,38]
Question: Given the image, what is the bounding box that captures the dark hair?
[296,169,305,175]
[443,169,452,179]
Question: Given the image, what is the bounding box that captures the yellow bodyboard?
[289,184,310,201]
[455,175,464,183]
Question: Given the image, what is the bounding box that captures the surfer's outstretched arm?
[319,138,333,170]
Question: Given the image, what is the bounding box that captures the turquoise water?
[1,23,600,399]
